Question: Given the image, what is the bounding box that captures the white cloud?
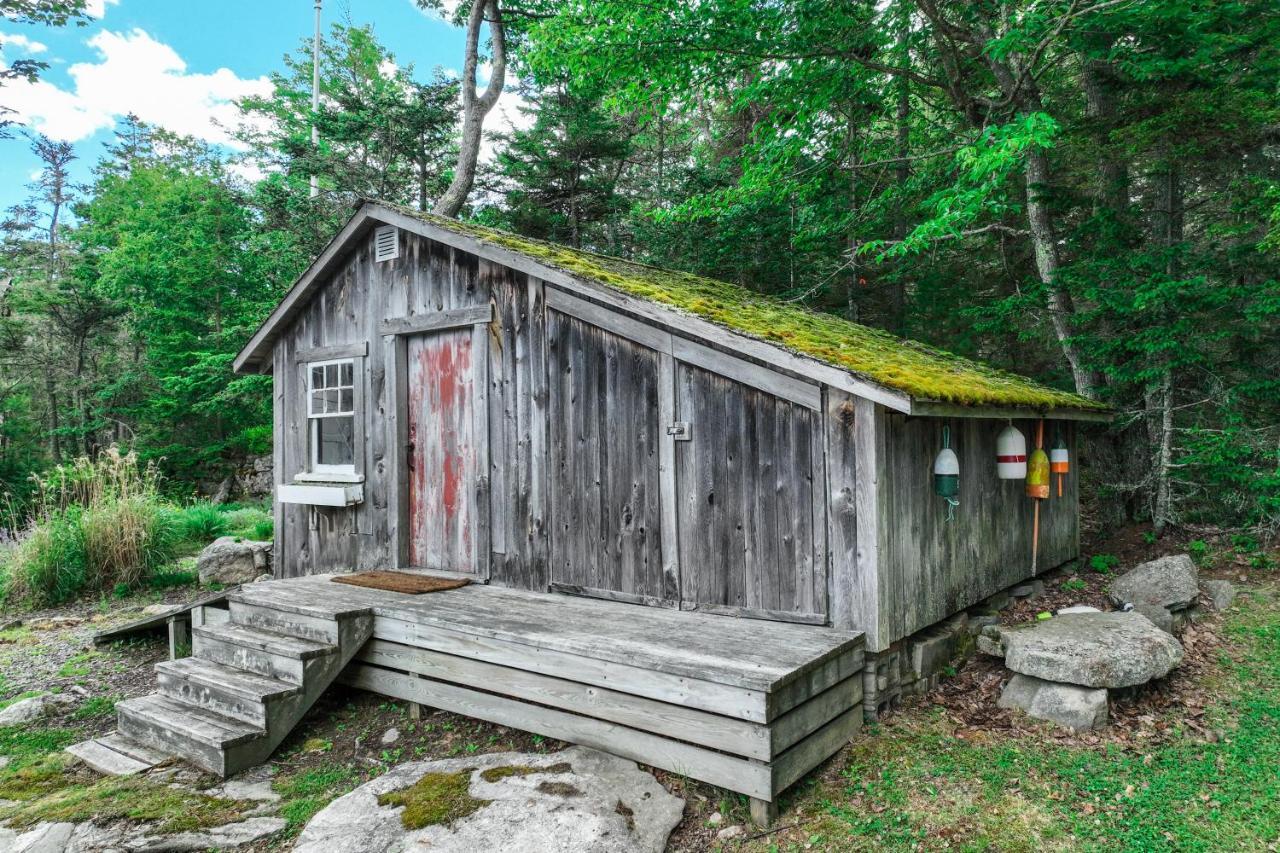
[2,28,272,146]
[0,33,48,55]
[85,0,120,19]
[479,81,533,164]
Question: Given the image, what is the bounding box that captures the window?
[308,359,356,474]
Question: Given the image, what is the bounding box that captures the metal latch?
[667,421,691,441]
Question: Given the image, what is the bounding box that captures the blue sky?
[0,0,472,212]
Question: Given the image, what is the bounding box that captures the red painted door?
[407,328,481,573]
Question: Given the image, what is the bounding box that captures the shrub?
[0,448,179,608]
[171,504,229,544]
[250,518,274,541]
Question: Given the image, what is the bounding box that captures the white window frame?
[307,357,357,477]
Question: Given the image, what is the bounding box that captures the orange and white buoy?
[996,424,1027,479]
[1049,430,1069,497]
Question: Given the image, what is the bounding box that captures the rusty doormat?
[330,571,471,594]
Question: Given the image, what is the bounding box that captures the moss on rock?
[380,203,1107,413]
[376,769,488,830]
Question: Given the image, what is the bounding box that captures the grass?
[58,651,100,678]
[376,769,489,830]
[769,585,1280,852]
[273,766,361,833]
[0,448,273,609]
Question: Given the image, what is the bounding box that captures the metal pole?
[310,0,322,198]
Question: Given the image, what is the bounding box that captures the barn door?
[673,343,827,623]
[546,308,672,604]
[405,327,488,575]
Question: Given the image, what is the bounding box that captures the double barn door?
[547,291,828,624]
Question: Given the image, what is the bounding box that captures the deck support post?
[167,616,190,660]
[749,797,778,828]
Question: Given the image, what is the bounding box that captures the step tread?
[193,622,336,659]
[117,694,265,748]
[156,657,301,701]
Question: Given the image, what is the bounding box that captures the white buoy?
[996,424,1027,480]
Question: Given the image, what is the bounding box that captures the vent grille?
[374,225,399,262]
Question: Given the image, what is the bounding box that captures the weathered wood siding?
[675,362,826,622]
[873,414,1078,649]
[547,313,668,603]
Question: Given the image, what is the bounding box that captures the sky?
[0,0,507,214]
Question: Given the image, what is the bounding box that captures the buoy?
[1029,420,1048,575]
[933,425,959,521]
[1049,429,1069,497]
[996,423,1027,479]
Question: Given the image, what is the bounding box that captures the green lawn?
[758,585,1280,852]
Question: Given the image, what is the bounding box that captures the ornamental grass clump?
[0,448,178,608]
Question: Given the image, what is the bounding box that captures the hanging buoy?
[1029,419,1048,575]
[934,425,960,521]
[1049,429,1069,497]
[996,423,1027,479]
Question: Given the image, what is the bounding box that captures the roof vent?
[374,225,399,263]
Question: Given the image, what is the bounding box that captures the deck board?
[233,575,862,693]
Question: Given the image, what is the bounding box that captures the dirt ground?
[0,524,1274,850]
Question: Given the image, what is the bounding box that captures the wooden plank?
[677,602,827,625]
[546,287,673,353]
[373,614,770,722]
[344,664,773,799]
[672,337,821,411]
[471,319,491,579]
[767,645,865,719]
[769,674,862,755]
[853,397,884,650]
[771,706,861,793]
[379,304,493,337]
[355,638,773,760]
[296,342,368,362]
[826,389,860,634]
[386,334,409,568]
[909,400,1113,424]
[657,350,679,601]
[549,582,678,609]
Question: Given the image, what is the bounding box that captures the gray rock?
[209,778,279,802]
[1203,579,1236,611]
[196,536,272,585]
[131,816,286,851]
[716,825,746,841]
[142,604,178,617]
[1109,554,1198,611]
[1011,580,1045,599]
[294,746,683,853]
[976,634,1005,657]
[0,693,54,725]
[998,674,1109,732]
[1133,603,1174,634]
[707,812,723,827]
[0,617,22,632]
[8,822,74,853]
[27,615,83,631]
[1002,611,1183,688]
[1057,605,1101,615]
[381,727,400,746]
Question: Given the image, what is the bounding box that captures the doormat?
[330,571,471,595]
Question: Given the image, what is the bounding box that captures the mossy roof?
[386,205,1105,414]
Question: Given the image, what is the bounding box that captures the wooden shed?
[109,201,1107,821]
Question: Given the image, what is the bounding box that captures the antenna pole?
[310,0,322,198]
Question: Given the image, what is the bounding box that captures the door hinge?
[667,421,692,441]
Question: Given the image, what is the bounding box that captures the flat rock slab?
[1003,611,1183,688]
[0,816,285,852]
[1203,579,1237,611]
[1109,554,1198,611]
[294,747,684,853]
[998,674,1109,732]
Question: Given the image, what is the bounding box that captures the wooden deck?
[232,575,866,807]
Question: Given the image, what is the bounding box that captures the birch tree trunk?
[434,0,506,219]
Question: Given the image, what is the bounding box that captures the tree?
[0,1,90,137]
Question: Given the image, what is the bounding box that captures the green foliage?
[1188,540,1210,566]
[1060,577,1086,592]
[377,770,489,830]
[1088,554,1120,574]
[170,503,229,544]
[274,766,360,833]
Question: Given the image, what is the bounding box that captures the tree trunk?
[433,0,506,219]
[1149,164,1183,535]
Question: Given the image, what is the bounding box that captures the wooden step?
[156,658,299,727]
[192,623,335,684]
[228,600,342,643]
[117,694,264,776]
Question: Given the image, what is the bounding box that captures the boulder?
[197,537,272,585]
[0,694,55,725]
[998,674,1109,732]
[1108,554,1198,611]
[1002,611,1183,688]
[1133,603,1174,634]
[1203,579,1237,611]
[294,746,684,853]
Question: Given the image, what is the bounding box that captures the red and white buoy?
[1050,429,1069,497]
[996,424,1027,480]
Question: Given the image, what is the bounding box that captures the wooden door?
[547,311,670,604]
[674,360,827,623]
[406,328,485,574]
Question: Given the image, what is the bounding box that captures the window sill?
[293,471,364,484]
[277,482,364,507]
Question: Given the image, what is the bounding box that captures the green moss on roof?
[383,204,1106,412]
